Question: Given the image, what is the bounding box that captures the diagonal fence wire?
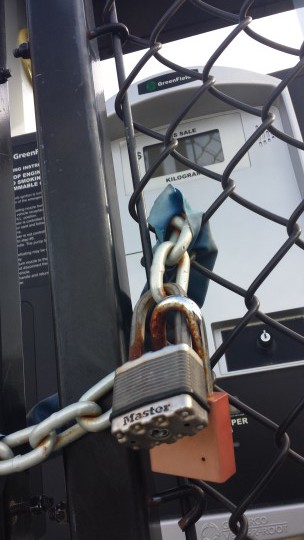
[100,1,304,538]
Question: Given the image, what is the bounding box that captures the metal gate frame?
[26,1,159,538]
[0,2,34,539]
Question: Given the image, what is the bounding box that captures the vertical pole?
[26,0,157,538]
[0,0,25,442]
[108,3,153,280]
[0,2,33,539]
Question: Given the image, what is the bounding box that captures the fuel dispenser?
[106,66,304,539]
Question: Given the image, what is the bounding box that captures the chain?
[150,215,192,303]
[0,371,114,475]
[0,217,190,475]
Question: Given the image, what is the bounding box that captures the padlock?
[149,294,213,396]
[149,296,236,483]
[150,391,236,482]
[111,286,209,449]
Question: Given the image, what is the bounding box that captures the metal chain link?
[0,214,191,473]
[0,371,114,474]
[150,215,192,302]
[166,216,193,266]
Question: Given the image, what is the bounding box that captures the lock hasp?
[150,391,235,483]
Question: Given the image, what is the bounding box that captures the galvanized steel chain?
[0,222,192,474]
[0,371,115,475]
[150,215,193,302]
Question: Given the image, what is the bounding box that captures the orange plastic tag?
[150,391,235,483]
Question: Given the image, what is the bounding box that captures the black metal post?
[0,0,25,444]
[0,2,33,539]
[26,1,158,538]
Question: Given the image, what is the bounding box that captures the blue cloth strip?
[147,185,218,307]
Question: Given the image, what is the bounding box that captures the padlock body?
[111,344,209,449]
[150,391,236,482]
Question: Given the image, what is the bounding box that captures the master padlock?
[111,285,209,449]
[149,295,236,483]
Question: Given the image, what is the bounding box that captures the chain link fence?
[2,1,304,538]
[100,0,304,539]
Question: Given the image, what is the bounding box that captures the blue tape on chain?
[27,393,60,426]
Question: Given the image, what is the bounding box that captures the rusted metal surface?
[128,290,156,360]
[150,295,213,394]
[0,372,115,473]
[150,240,191,303]
[166,217,192,267]
[128,284,186,360]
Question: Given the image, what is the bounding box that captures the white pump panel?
[107,66,304,379]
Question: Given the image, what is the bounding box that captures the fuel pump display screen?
[143,129,224,178]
